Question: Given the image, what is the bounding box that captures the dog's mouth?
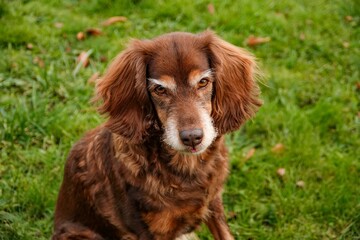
[183,145,206,155]
[190,147,198,153]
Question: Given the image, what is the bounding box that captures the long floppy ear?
[95,40,154,143]
[204,31,262,134]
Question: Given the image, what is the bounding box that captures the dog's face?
[96,31,262,153]
[147,45,216,154]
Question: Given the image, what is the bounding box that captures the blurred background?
[0,0,359,239]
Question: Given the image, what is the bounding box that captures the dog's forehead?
[147,37,210,83]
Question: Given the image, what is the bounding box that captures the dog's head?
[96,31,262,154]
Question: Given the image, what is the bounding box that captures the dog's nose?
[179,129,203,147]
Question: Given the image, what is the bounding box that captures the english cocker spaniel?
[53,31,262,240]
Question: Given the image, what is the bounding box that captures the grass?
[0,0,359,239]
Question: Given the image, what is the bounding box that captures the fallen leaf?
[356,82,360,90]
[101,16,127,26]
[357,112,360,118]
[33,56,45,68]
[276,168,286,177]
[246,35,271,47]
[271,143,284,153]
[54,22,64,28]
[88,72,100,85]
[77,51,90,68]
[73,49,93,76]
[345,15,353,22]
[26,43,34,50]
[76,32,85,41]
[299,33,306,41]
[86,28,102,36]
[11,62,18,69]
[343,42,350,48]
[296,180,305,188]
[245,148,256,160]
[100,55,108,63]
[207,3,215,15]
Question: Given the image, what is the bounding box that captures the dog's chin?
[170,143,210,155]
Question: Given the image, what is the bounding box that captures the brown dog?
[53,31,261,240]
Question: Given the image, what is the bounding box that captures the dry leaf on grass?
[33,56,45,68]
[345,15,353,22]
[276,168,286,177]
[101,16,127,26]
[54,22,64,28]
[77,51,90,67]
[246,35,271,47]
[207,3,215,15]
[76,32,85,41]
[271,143,284,153]
[73,49,93,76]
[86,28,102,36]
[100,56,108,63]
[296,180,305,188]
[11,62,18,69]
[26,43,34,50]
[77,28,102,41]
[299,33,306,41]
[342,42,350,48]
[356,82,360,90]
[245,148,256,160]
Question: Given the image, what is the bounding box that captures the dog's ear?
[95,40,155,143]
[202,31,262,134]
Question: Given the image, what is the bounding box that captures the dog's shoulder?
[63,127,115,182]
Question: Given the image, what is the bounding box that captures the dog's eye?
[154,85,166,95]
[198,78,209,89]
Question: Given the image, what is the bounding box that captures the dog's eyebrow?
[189,69,213,87]
[148,77,177,91]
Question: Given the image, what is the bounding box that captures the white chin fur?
[163,107,217,154]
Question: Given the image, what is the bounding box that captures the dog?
[52,31,261,240]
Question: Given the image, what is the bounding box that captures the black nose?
[179,129,203,147]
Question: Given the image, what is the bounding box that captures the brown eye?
[198,78,209,89]
[154,85,166,95]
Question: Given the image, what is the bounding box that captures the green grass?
[0,0,359,239]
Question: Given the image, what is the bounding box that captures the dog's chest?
[126,158,227,237]
[141,199,207,237]
[134,171,215,237]
[114,139,229,237]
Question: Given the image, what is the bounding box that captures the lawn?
[0,0,359,239]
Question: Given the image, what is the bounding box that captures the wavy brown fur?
[53,31,261,240]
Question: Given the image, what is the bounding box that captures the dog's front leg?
[52,222,140,240]
[205,196,234,240]
[52,222,105,240]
